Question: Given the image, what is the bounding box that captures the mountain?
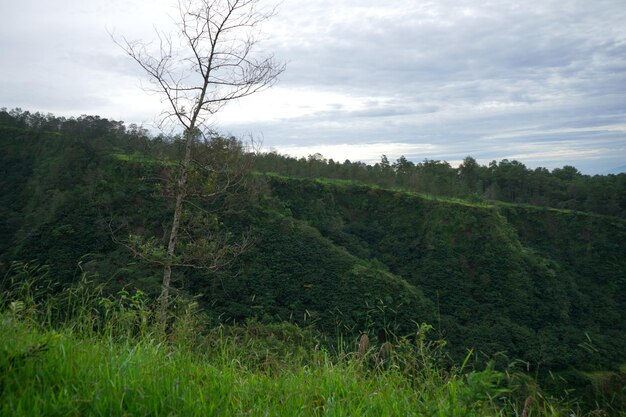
[605,164,626,175]
[1,109,625,410]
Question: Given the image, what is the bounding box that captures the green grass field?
[2,314,562,417]
[0,276,567,417]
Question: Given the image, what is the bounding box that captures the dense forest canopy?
[3,107,625,220]
[255,151,626,219]
[1,108,625,413]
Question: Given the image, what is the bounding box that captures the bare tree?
[115,0,284,319]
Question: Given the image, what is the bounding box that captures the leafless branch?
[113,0,282,318]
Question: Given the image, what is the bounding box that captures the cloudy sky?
[1,0,625,173]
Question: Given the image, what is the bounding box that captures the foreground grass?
[1,312,562,417]
[0,265,572,416]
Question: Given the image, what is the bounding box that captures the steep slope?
[0,127,435,339]
[194,208,435,335]
[265,176,626,370]
[2,116,624,378]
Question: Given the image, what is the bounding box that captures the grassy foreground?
[0,317,504,417]
[0,265,573,416]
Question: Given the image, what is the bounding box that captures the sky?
[1,0,625,174]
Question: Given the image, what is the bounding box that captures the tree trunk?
[159,128,195,322]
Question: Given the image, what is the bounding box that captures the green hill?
[1,109,625,413]
[259,176,626,370]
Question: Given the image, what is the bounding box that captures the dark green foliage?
[263,176,626,371]
[1,108,625,414]
[0,279,573,417]
[214,211,434,335]
[255,152,626,218]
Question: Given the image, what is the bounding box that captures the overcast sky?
[1,0,625,173]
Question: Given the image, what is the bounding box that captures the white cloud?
[1,0,625,174]
[272,142,440,164]
[484,125,626,141]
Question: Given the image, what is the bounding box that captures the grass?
[0,263,579,417]
[0,315,528,417]
[258,172,626,221]
[113,151,176,166]
[258,172,494,208]
[0,314,508,416]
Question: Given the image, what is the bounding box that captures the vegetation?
[0,267,572,416]
[1,108,625,415]
[114,0,284,317]
[255,152,626,218]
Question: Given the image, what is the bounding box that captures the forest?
[255,151,626,219]
[1,108,625,416]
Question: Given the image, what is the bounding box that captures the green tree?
[458,156,483,194]
[393,155,414,187]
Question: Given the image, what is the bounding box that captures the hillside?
[259,176,626,368]
[1,109,625,412]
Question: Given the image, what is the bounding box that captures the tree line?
[3,107,625,218]
[255,152,626,218]
[3,108,625,219]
